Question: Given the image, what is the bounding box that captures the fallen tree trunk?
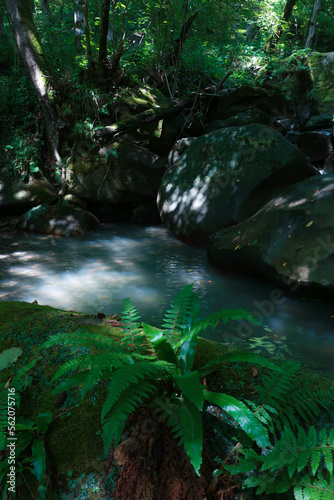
[94,97,196,142]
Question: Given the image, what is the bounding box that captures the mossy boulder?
[206,108,271,133]
[0,301,121,498]
[0,179,55,216]
[257,51,334,114]
[68,141,167,203]
[19,204,100,237]
[208,175,334,299]
[157,124,316,245]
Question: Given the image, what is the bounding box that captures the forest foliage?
[0,0,334,180]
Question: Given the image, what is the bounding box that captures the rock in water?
[208,175,334,298]
[157,124,316,246]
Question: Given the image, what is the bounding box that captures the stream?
[1,223,334,377]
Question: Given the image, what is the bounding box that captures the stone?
[0,179,55,216]
[157,124,316,245]
[68,140,167,203]
[19,204,100,237]
[304,114,333,131]
[131,202,161,225]
[205,108,270,133]
[297,130,333,162]
[208,175,334,298]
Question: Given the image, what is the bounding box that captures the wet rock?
[19,204,100,237]
[208,175,334,298]
[0,179,55,216]
[158,124,316,245]
[297,130,333,162]
[68,141,167,203]
[205,108,270,133]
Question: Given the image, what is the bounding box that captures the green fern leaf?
[120,298,142,349]
[191,308,263,337]
[102,379,157,452]
[101,362,173,421]
[200,351,283,377]
[161,284,194,341]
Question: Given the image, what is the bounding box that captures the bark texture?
[5,0,63,169]
[305,0,322,48]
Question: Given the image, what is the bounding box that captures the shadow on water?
[1,223,334,376]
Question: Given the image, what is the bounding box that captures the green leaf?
[200,351,283,377]
[36,413,52,434]
[32,437,47,484]
[0,347,23,371]
[175,372,204,410]
[178,397,203,475]
[52,370,91,394]
[142,323,178,364]
[204,391,270,448]
[178,330,198,375]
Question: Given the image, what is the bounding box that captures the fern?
[102,380,158,452]
[101,361,173,421]
[161,284,195,341]
[254,363,334,430]
[120,298,143,349]
[222,425,334,498]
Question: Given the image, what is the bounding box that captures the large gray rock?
[157,124,316,245]
[0,179,55,216]
[205,108,270,133]
[208,175,334,298]
[68,141,167,203]
[19,204,100,237]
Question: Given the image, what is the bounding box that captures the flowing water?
[1,224,334,376]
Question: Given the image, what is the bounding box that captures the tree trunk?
[264,0,297,51]
[82,0,92,65]
[305,0,322,48]
[98,0,111,66]
[4,0,64,172]
[166,8,200,69]
[74,0,84,50]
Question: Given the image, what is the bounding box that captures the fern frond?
[245,400,277,433]
[101,361,173,421]
[261,425,334,478]
[41,330,116,351]
[120,298,142,350]
[192,308,263,336]
[295,473,334,500]
[51,351,134,382]
[162,284,195,342]
[102,379,157,452]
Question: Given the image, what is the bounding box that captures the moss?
[68,155,109,175]
[0,301,120,497]
[257,51,334,111]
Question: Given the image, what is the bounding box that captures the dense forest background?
[1,0,334,183]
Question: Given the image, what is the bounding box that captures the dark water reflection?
[0,224,334,376]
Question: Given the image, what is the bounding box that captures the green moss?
[0,302,120,496]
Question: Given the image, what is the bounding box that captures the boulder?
[207,86,272,121]
[205,108,270,133]
[131,202,161,225]
[297,130,333,162]
[208,175,334,298]
[157,124,316,245]
[68,141,167,203]
[0,179,55,216]
[19,204,100,236]
[304,114,333,131]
